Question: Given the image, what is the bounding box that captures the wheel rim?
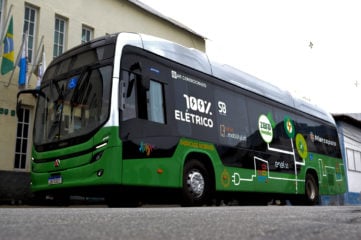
[186,170,205,198]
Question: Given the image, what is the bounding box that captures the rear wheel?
[290,173,320,205]
[182,160,211,206]
[304,173,319,205]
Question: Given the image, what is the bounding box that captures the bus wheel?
[305,173,319,205]
[182,160,211,206]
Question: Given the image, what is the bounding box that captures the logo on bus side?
[139,141,155,157]
[295,133,308,159]
[54,159,61,168]
[174,94,214,128]
[221,169,231,188]
[284,116,295,139]
[218,101,227,116]
[258,114,273,143]
[171,70,207,88]
[219,124,247,142]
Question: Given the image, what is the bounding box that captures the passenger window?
[147,80,165,124]
[121,70,165,124]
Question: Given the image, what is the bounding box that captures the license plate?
[48,175,62,185]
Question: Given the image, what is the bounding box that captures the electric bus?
[17,32,346,206]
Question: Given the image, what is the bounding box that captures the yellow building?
[0,0,205,203]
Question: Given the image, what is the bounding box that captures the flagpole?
[36,45,46,89]
[27,35,44,84]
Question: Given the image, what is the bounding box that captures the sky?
[140,0,361,114]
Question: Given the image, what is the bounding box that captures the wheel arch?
[305,168,319,186]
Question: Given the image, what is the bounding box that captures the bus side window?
[121,70,165,124]
[147,80,165,124]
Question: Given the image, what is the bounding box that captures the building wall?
[0,0,205,201]
[337,121,361,204]
[2,0,204,73]
[339,121,361,192]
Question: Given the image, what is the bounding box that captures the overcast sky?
[141,0,361,114]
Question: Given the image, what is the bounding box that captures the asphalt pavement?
[0,205,360,240]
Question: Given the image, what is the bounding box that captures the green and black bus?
[17,32,346,206]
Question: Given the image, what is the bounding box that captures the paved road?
[0,205,360,240]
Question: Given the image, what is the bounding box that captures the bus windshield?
[33,65,112,151]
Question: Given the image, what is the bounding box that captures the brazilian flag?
[1,17,14,75]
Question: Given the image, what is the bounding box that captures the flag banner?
[18,33,28,86]
[36,46,46,89]
[1,16,14,75]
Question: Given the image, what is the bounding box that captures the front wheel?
[182,160,211,206]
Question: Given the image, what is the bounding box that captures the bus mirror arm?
[141,76,150,91]
[130,62,142,73]
[16,89,47,119]
[129,62,150,90]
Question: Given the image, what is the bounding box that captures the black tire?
[182,160,211,206]
[290,173,320,206]
[304,173,320,205]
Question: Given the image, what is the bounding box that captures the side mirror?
[16,89,47,119]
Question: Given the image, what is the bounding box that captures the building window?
[53,16,66,58]
[81,25,93,43]
[23,5,37,63]
[0,0,4,25]
[14,108,30,169]
[346,148,361,172]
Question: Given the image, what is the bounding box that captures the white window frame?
[53,15,67,58]
[14,107,30,170]
[81,25,93,43]
[346,147,361,172]
[24,4,37,63]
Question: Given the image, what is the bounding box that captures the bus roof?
[132,33,335,125]
[50,32,335,125]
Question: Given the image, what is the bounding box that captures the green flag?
[1,16,14,75]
